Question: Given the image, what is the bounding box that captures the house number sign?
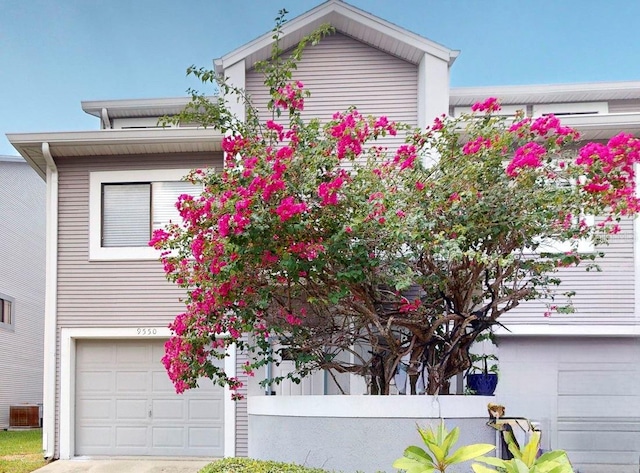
[136,328,158,335]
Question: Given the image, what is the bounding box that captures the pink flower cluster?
[275,196,308,222]
[506,142,546,177]
[471,97,501,113]
[317,170,349,206]
[463,136,492,155]
[274,81,305,112]
[577,132,640,214]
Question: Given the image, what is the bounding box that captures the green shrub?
[199,457,332,473]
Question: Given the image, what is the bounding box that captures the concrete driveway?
[33,458,212,473]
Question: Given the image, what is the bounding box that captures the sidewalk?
[33,458,211,473]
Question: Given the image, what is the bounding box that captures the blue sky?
[2,0,640,157]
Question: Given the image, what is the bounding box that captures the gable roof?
[214,0,459,74]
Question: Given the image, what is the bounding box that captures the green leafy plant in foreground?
[393,422,495,472]
[472,430,574,473]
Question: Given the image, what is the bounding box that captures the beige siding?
[235,348,249,457]
[503,218,635,325]
[56,153,222,327]
[0,160,45,428]
[246,32,418,153]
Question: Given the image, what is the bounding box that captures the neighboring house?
[0,155,45,429]
[6,1,640,472]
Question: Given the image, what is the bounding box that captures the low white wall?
[248,395,495,473]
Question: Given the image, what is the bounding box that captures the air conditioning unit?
[9,405,40,428]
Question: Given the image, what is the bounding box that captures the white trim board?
[58,327,236,459]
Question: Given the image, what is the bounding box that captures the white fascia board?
[7,128,223,152]
[451,81,640,106]
[495,324,640,337]
[563,112,640,139]
[81,96,200,119]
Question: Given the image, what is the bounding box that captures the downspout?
[100,108,111,129]
[41,142,58,459]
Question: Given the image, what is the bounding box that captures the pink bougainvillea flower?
[471,97,501,113]
[506,142,546,177]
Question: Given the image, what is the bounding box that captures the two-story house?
[0,155,46,429]
[6,1,640,472]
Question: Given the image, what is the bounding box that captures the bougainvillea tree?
[152,20,640,397]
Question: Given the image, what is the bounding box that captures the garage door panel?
[81,426,112,448]
[153,399,184,420]
[77,371,113,393]
[558,395,640,417]
[77,399,111,420]
[558,370,638,395]
[152,427,186,448]
[116,343,150,364]
[558,428,640,451]
[189,399,223,422]
[151,370,176,392]
[116,371,149,391]
[115,399,147,420]
[116,426,148,447]
[76,339,225,457]
[189,427,222,448]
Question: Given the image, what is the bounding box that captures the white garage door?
[75,339,224,457]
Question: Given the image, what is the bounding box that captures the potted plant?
[466,330,499,395]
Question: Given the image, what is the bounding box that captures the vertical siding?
[0,159,45,428]
[246,32,418,153]
[502,218,635,324]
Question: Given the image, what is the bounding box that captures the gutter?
[41,142,58,459]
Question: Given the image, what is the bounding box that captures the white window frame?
[89,168,193,261]
[0,293,15,331]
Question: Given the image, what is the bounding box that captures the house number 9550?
[137,328,158,335]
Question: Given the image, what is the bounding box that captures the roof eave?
[7,128,224,180]
[450,81,640,106]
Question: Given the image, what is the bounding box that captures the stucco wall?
[248,396,495,473]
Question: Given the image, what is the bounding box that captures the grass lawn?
[0,429,47,473]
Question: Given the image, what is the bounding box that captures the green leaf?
[442,426,460,454]
[425,440,446,462]
[521,431,541,466]
[403,446,435,466]
[472,464,499,473]
[474,455,509,468]
[446,444,496,464]
[392,456,435,473]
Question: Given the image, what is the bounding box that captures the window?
[0,294,14,330]
[90,169,199,260]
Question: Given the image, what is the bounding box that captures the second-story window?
[101,181,198,247]
[89,169,200,260]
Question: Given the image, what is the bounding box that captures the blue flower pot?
[466,373,498,395]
